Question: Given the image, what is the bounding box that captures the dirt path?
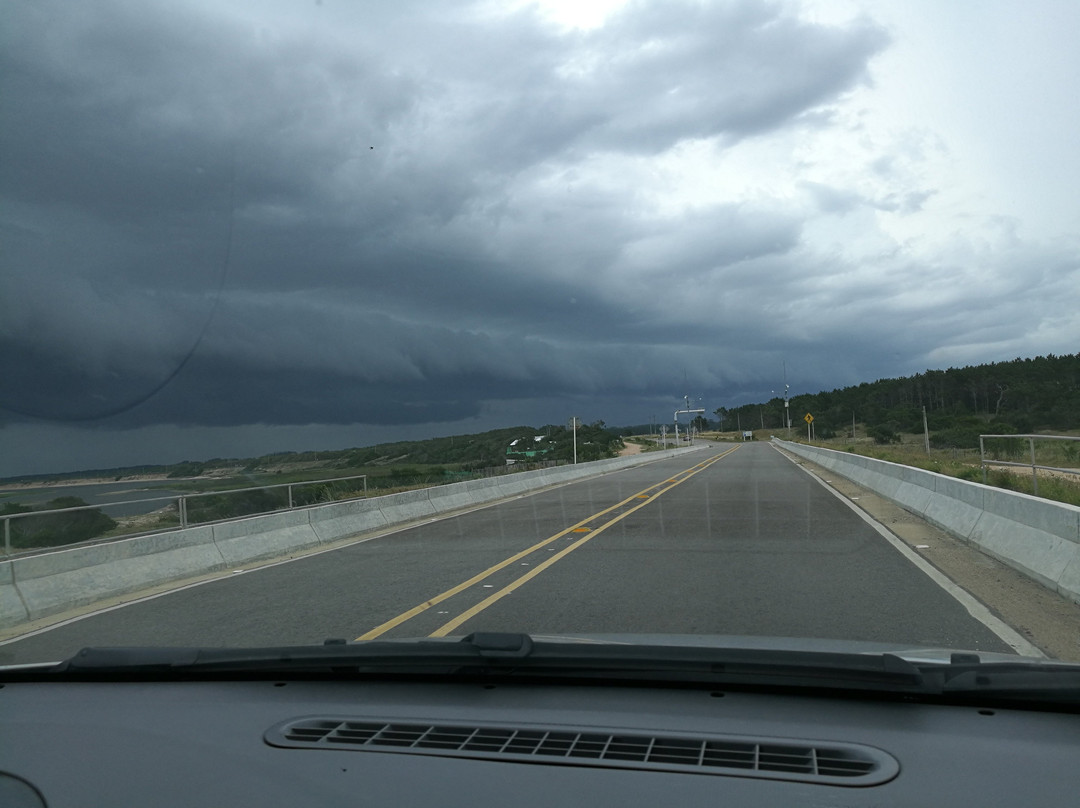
[983,462,1080,482]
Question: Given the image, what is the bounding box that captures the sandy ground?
[618,441,645,456]
[982,462,1080,483]
[0,474,173,492]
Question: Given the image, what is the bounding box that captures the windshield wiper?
[29,633,1080,706]
[41,632,924,688]
[46,632,533,675]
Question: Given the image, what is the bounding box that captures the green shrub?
[930,426,983,450]
[167,461,205,478]
[5,497,117,549]
[186,489,288,523]
[867,424,899,444]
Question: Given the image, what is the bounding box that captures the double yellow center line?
[355,445,739,641]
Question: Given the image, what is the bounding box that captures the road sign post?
[804,412,814,442]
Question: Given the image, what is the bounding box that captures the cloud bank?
[2,0,1077,472]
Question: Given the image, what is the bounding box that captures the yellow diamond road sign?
[804,412,814,423]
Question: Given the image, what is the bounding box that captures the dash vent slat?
[266,718,898,787]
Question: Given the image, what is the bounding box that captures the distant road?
[1,443,1014,665]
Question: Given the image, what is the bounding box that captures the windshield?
[2,0,1079,674]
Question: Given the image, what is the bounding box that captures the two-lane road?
[1,442,1015,664]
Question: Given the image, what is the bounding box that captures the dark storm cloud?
[2,0,891,428]
[7,0,973,446]
[22,287,770,429]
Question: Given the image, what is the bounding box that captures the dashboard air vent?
[266,718,898,787]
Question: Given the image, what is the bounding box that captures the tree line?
[713,353,1079,448]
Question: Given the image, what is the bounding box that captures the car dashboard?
[2,673,1077,806]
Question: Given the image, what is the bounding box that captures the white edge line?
[773,445,1045,658]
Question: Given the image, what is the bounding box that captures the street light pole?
[674,400,705,446]
[568,416,579,464]
[782,361,791,435]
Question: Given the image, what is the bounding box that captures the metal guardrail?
[979,434,1080,496]
[1,474,368,557]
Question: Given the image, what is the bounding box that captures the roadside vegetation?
[715,353,1078,443]
[2,423,625,491]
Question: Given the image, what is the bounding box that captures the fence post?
[179,496,188,528]
[3,518,10,556]
[979,435,987,484]
[288,484,294,509]
[1029,437,1039,496]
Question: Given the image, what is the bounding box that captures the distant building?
[506,435,554,464]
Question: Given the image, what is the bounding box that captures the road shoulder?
[774,446,1080,661]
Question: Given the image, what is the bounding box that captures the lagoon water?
[0,480,186,517]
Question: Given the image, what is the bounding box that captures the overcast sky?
[2,0,1078,476]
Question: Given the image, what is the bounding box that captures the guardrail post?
[3,517,10,556]
[288,484,294,509]
[979,435,987,484]
[179,496,188,528]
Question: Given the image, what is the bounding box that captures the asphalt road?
[0,442,1014,665]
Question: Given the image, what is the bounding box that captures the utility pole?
[922,406,930,456]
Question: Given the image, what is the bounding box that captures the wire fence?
[979,434,1080,496]
[1,474,368,557]
[0,458,580,557]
